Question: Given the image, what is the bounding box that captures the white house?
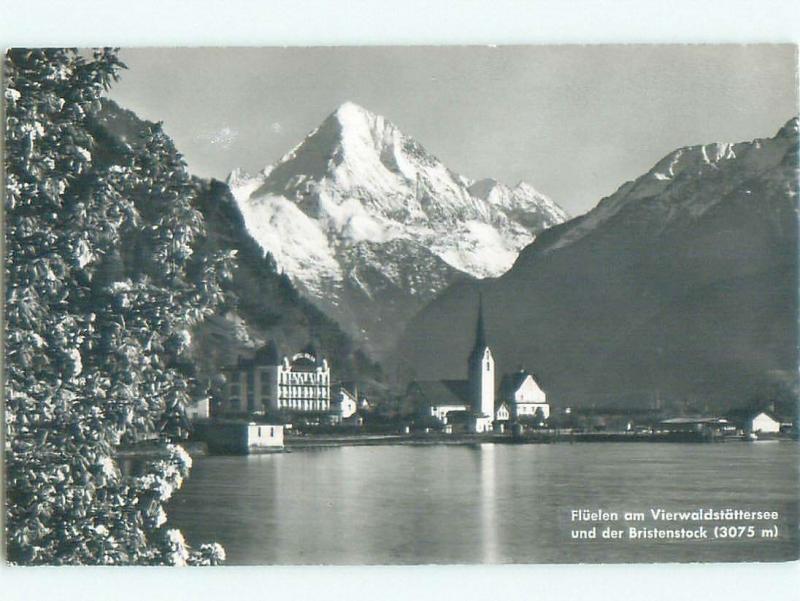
[500,370,550,421]
[750,411,781,434]
[495,401,511,422]
[331,386,358,422]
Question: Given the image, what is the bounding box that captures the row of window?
[225,398,330,410]
[278,377,330,386]
[228,384,329,395]
[277,400,330,411]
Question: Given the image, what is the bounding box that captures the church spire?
[468,292,495,420]
[473,293,487,351]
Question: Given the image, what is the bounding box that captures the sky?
[109,45,798,216]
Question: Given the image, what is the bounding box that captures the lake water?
[165,441,799,564]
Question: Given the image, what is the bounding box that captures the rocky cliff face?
[227,101,568,358]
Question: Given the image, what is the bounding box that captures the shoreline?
[115,432,796,459]
[283,431,795,449]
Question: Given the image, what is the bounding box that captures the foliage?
[4,48,232,565]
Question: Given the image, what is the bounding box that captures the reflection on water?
[165,442,799,564]
[478,444,498,563]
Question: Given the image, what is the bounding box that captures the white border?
[1,0,799,599]
[0,0,798,46]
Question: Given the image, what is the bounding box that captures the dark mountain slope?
[397,119,799,410]
[92,99,384,396]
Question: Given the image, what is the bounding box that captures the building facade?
[750,411,781,434]
[500,371,550,421]
[330,386,358,423]
[219,343,331,417]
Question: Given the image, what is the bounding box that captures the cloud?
[195,126,238,149]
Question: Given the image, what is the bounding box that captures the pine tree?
[4,48,233,565]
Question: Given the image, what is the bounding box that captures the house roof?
[498,370,543,398]
[750,410,784,423]
[725,405,793,425]
[409,379,470,406]
[337,386,356,401]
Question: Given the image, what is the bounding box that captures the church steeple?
[468,293,494,418]
[472,293,487,354]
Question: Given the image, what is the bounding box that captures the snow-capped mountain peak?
[225,102,569,357]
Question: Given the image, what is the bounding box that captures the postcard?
[4,45,798,567]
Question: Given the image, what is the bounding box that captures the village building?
[726,404,794,436]
[749,411,781,434]
[329,386,359,424]
[494,401,511,423]
[407,299,551,432]
[406,380,471,425]
[218,342,331,417]
[194,420,284,454]
[499,371,550,421]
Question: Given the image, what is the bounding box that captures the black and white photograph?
[2,21,799,594]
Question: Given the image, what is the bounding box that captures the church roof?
[409,379,470,406]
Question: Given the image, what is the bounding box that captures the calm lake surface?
[166,442,799,564]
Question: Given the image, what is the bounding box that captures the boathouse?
[195,420,284,454]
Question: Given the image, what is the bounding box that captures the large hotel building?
[219,342,331,416]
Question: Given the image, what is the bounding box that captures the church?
[406,299,550,432]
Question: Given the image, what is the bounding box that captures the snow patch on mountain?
[236,192,342,294]
[229,102,567,287]
[537,119,799,255]
[226,101,570,355]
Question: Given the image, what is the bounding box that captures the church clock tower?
[468,296,495,418]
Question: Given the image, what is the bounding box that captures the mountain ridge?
[227,101,569,358]
[396,117,799,410]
